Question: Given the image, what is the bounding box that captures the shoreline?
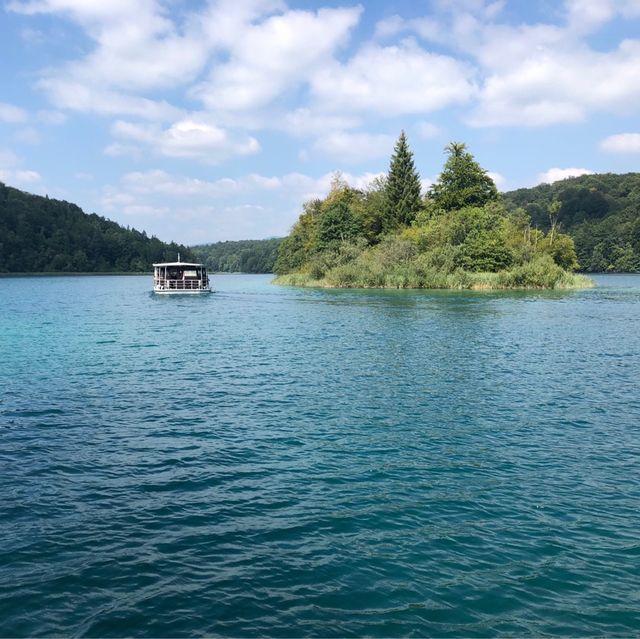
[273,271,595,291]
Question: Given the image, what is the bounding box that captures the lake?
[1,273,639,637]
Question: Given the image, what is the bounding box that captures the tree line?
[2,161,637,276]
[191,238,282,273]
[503,172,640,272]
[203,171,640,275]
[0,182,192,273]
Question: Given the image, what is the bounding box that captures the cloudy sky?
[1,0,639,244]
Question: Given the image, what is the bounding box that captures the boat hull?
[153,287,212,295]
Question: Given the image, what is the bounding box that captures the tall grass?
[273,254,593,290]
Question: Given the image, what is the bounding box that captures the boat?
[153,256,211,294]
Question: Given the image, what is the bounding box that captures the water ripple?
[1,274,640,636]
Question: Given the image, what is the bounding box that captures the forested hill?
[0,182,192,272]
[502,172,640,272]
[191,238,283,273]
[197,173,640,275]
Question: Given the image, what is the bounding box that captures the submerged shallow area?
[1,273,639,637]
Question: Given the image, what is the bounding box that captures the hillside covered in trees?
[503,173,640,272]
[274,134,591,290]
[191,238,282,273]
[0,182,192,272]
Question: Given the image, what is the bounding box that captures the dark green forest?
[2,169,639,276]
[0,182,192,272]
[502,173,640,272]
[191,238,282,273]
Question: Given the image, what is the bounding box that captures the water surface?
[1,274,639,637]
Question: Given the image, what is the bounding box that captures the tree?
[354,175,387,242]
[317,201,362,249]
[428,142,498,211]
[547,199,561,245]
[384,131,423,229]
[274,199,322,274]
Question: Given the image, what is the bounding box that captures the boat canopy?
[153,261,204,267]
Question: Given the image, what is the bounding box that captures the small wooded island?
[274,134,593,290]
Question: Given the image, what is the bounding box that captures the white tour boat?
[153,257,211,294]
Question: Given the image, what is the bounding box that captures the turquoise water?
[1,273,640,637]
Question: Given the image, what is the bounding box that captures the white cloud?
[374,15,406,39]
[387,1,640,128]
[121,204,169,217]
[537,167,594,184]
[600,132,640,153]
[311,40,475,116]
[13,127,41,144]
[280,108,361,138]
[37,110,67,125]
[565,0,640,34]
[198,0,286,49]
[0,169,42,185]
[565,0,615,33]
[0,148,21,168]
[117,168,377,200]
[487,171,506,189]
[104,142,144,159]
[416,121,441,139]
[10,0,206,120]
[420,177,434,192]
[0,102,28,123]
[109,118,260,162]
[313,131,395,163]
[10,0,210,91]
[192,7,362,112]
[119,170,240,197]
[0,147,41,187]
[99,167,388,243]
[39,79,182,120]
[468,38,640,126]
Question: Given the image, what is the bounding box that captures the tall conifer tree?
[384,131,422,229]
[428,142,498,211]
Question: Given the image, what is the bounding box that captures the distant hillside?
[191,238,283,273]
[0,182,192,273]
[503,173,640,272]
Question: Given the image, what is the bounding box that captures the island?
[273,133,593,290]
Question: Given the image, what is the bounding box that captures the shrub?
[497,255,565,288]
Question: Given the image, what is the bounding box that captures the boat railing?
[154,278,208,290]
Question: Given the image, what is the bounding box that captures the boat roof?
[153,262,204,267]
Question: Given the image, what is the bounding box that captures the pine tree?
[384,131,423,229]
[429,142,498,211]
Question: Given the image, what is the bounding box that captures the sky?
[1,0,639,245]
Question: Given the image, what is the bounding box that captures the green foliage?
[273,135,593,289]
[0,182,191,273]
[355,175,387,242]
[496,255,565,288]
[275,252,590,290]
[274,199,322,274]
[384,131,423,229]
[428,142,499,211]
[191,238,282,273]
[537,234,579,271]
[502,172,640,272]
[317,201,363,249]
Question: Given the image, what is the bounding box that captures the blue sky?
[1,0,639,244]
